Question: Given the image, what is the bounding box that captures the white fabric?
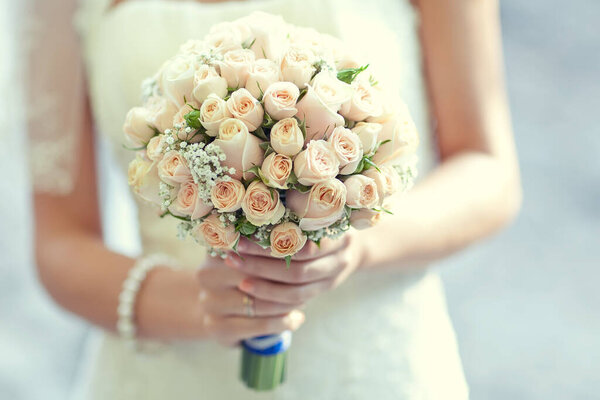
[25,0,468,398]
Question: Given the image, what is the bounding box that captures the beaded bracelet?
[117,253,177,345]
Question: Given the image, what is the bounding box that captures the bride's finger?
[236,236,348,261]
[197,260,249,288]
[237,277,334,304]
[199,288,303,317]
[208,310,306,342]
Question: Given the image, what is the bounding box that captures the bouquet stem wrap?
[241,331,292,391]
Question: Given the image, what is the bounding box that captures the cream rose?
[145,96,178,133]
[213,118,264,180]
[261,153,293,189]
[349,208,382,230]
[241,180,285,226]
[293,140,340,186]
[204,30,244,55]
[328,127,363,175]
[146,135,168,162]
[128,155,162,205]
[286,179,347,231]
[263,82,300,120]
[171,102,202,140]
[295,84,345,142]
[310,71,353,112]
[343,175,379,209]
[219,49,255,89]
[240,12,287,60]
[199,94,232,136]
[123,107,156,147]
[178,39,208,56]
[280,46,316,88]
[269,222,307,258]
[369,102,419,165]
[170,180,213,220]
[192,65,228,103]
[363,166,400,201]
[352,122,382,154]
[193,214,240,250]
[226,88,264,131]
[245,59,281,99]
[160,55,197,107]
[157,150,192,185]
[340,78,383,121]
[210,179,245,212]
[270,118,304,156]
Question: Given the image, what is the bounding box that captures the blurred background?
[1,0,598,399]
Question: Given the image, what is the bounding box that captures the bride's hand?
[135,259,305,344]
[228,233,364,305]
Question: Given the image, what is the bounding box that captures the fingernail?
[286,310,305,329]
[239,279,253,293]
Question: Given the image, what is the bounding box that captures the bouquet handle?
[241,331,292,391]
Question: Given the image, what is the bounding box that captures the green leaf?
[373,207,394,215]
[122,143,147,151]
[368,75,379,87]
[284,255,292,269]
[287,170,298,185]
[262,112,276,128]
[296,117,307,140]
[239,220,258,236]
[252,127,269,141]
[337,64,369,84]
[297,88,308,102]
[292,182,311,193]
[242,37,256,50]
[364,158,381,173]
[184,110,202,129]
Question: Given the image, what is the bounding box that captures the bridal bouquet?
[125,12,418,391]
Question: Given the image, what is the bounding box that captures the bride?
[26,0,521,398]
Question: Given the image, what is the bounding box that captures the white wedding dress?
[26,0,469,398]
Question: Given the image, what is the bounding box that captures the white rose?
[351,122,382,154]
[245,59,281,99]
[161,55,197,107]
[270,118,304,156]
[128,155,162,205]
[144,96,178,133]
[239,12,288,60]
[214,118,265,180]
[192,65,228,103]
[369,102,419,165]
[280,46,316,88]
[343,175,379,209]
[204,30,244,55]
[199,94,232,136]
[226,88,264,131]
[123,107,155,147]
[295,84,345,142]
[263,81,300,120]
[311,71,353,112]
[363,166,400,201]
[178,39,209,56]
[340,78,383,121]
[219,49,255,89]
[327,126,363,175]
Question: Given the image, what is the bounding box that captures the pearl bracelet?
[117,253,177,344]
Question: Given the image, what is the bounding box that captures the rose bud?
[286,179,347,231]
[213,118,265,181]
[351,122,382,155]
[241,180,285,226]
[226,88,264,131]
[328,126,363,175]
[199,94,232,137]
[343,175,379,209]
[219,49,255,89]
[170,180,213,220]
[210,179,245,212]
[263,81,300,120]
[193,214,240,251]
[270,222,308,258]
[261,153,293,189]
[157,150,192,186]
[270,118,304,156]
[192,65,228,103]
[293,140,340,186]
[245,59,281,99]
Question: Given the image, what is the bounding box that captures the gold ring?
[242,294,255,317]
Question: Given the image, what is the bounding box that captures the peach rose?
[270,118,304,156]
[261,153,293,189]
[369,102,419,165]
[343,175,379,209]
[295,84,345,142]
[213,118,264,180]
[280,46,316,88]
[199,94,232,136]
[226,88,264,131]
[146,135,168,162]
[352,122,382,155]
[286,179,347,231]
[210,179,245,212]
[193,214,240,250]
[123,107,155,147]
[293,140,340,186]
[192,65,228,103]
[145,96,178,133]
[363,166,400,201]
[269,222,307,258]
[328,127,363,175]
[241,180,285,226]
[349,208,382,230]
[263,82,300,120]
[170,180,213,220]
[340,78,383,121]
[219,49,255,89]
[245,59,281,99]
[157,150,192,186]
[128,155,162,205]
[160,55,197,107]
